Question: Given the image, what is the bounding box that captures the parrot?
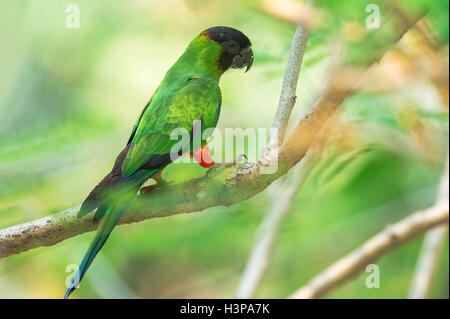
[64,26,253,298]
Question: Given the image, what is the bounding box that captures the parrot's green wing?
[122,77,221,177]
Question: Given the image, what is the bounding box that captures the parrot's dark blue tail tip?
[64,286,74,299]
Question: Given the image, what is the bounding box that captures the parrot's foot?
[208,154,247,170]
[140,184,158,194]
[223,153,247,167]
[140,175,171,194]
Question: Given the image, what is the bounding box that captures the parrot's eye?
[223,41,240,54]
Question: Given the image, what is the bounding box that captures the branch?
[235,150,318,298]
[408,226,448,299]
[235,2,315,298]
[408,156,449,298]
[269,0,315,145]
[406,14,450,296]
[289,200,449,299]
[0,9,426,259]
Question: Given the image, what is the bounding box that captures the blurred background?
[0,0,448,298]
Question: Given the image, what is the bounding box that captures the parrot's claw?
[140,184,158,194]
[207,154,247,173]
[223,153,247,167]
[140,178,172,194]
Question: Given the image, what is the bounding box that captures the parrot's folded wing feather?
[122,77,221,177]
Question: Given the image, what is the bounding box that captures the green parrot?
[64,26,253,298]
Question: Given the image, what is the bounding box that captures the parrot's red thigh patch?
[190,144,215,168]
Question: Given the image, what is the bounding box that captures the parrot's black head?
[201,26,253,73]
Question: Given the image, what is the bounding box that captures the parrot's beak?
[231,47,254,72]
[242,47,254,72]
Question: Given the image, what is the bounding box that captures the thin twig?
[235,2,315,298]
[406,16,449,297]
[408,156,449,298]
[236,150,318,298]
[290,201,449,299]
[269,0,315,146]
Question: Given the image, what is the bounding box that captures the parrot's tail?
[65,165,160,298]
[64,197,132,299]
